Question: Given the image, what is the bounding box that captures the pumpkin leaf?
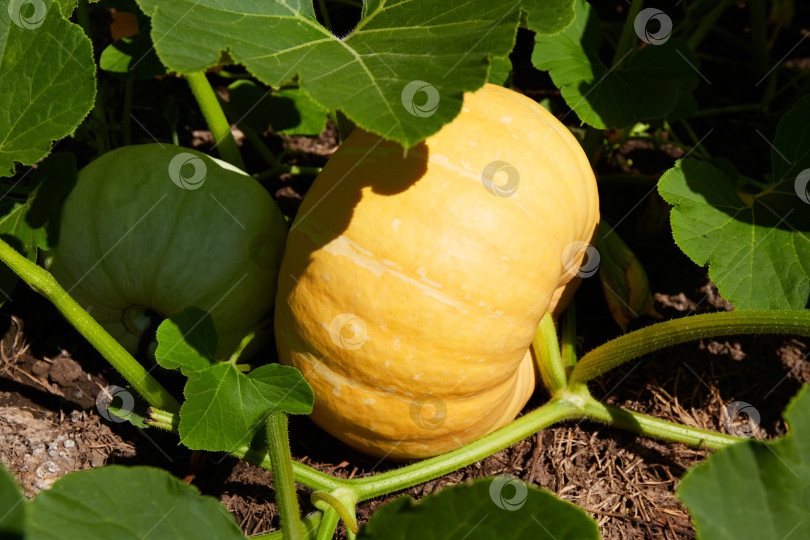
[0,464,25,536]
[532,0,699,129]
[358,476,599,539]
[678,385,810,539]
[658,97,810,310]
[226,81,327,136]
[134,0,524,148]
[154,307,314,450]
[179,362,313,451]
[487,56,512,85]
[521,0,576,35]
[0,0,96,176]
[26,465,243,539]
[155,307,218,373]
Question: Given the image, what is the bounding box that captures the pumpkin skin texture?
[48,144,287,359]
[275,84,599,459]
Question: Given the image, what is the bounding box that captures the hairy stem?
[581,393,743,449]
[350,399,581,500]
[253,512,323,540]
[185,72,245,170]
[571,310,810,384]
[266,413,304,540]
[147,407,345,492]
[0,239,180,412]
[312,490,358,533]
[315,508,339,540]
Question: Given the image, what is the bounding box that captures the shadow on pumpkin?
[279,130,428,286]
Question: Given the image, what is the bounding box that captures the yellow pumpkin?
[274,83,599,459]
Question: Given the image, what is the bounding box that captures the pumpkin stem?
[122,304,165,338]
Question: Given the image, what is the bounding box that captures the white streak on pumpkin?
[322,235,467,312]
[416,267,441,287]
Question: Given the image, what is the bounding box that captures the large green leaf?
[155,309,314,451]
[532,0,698,128]
[678,385,810,539]
[358,477,599,539]
[658,97,810,310]
[133,0,529,147]
[27,466,243,539]
[0,0,95,176]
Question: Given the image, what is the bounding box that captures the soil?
[2,1,809,539]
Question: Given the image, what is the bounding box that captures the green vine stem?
[153,387,748,504]
[240,125,322,179]
[611,0,644,67]
[350,399,581,500]
[571,310,810,385]
[185,71,246,170]
[685,0,733,50]
[232,438,344,493]
[581,392,743,449]
[146,407,178,431]
[314,507,340,540]
[253,512,323,540]
[266,413,304,540]
[0,239,180,412]
[255,164,323,181]
[312,489,359,533]
[532,313,566,394]
[147,407,344,492]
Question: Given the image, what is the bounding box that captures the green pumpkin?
[48,144,287,358]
